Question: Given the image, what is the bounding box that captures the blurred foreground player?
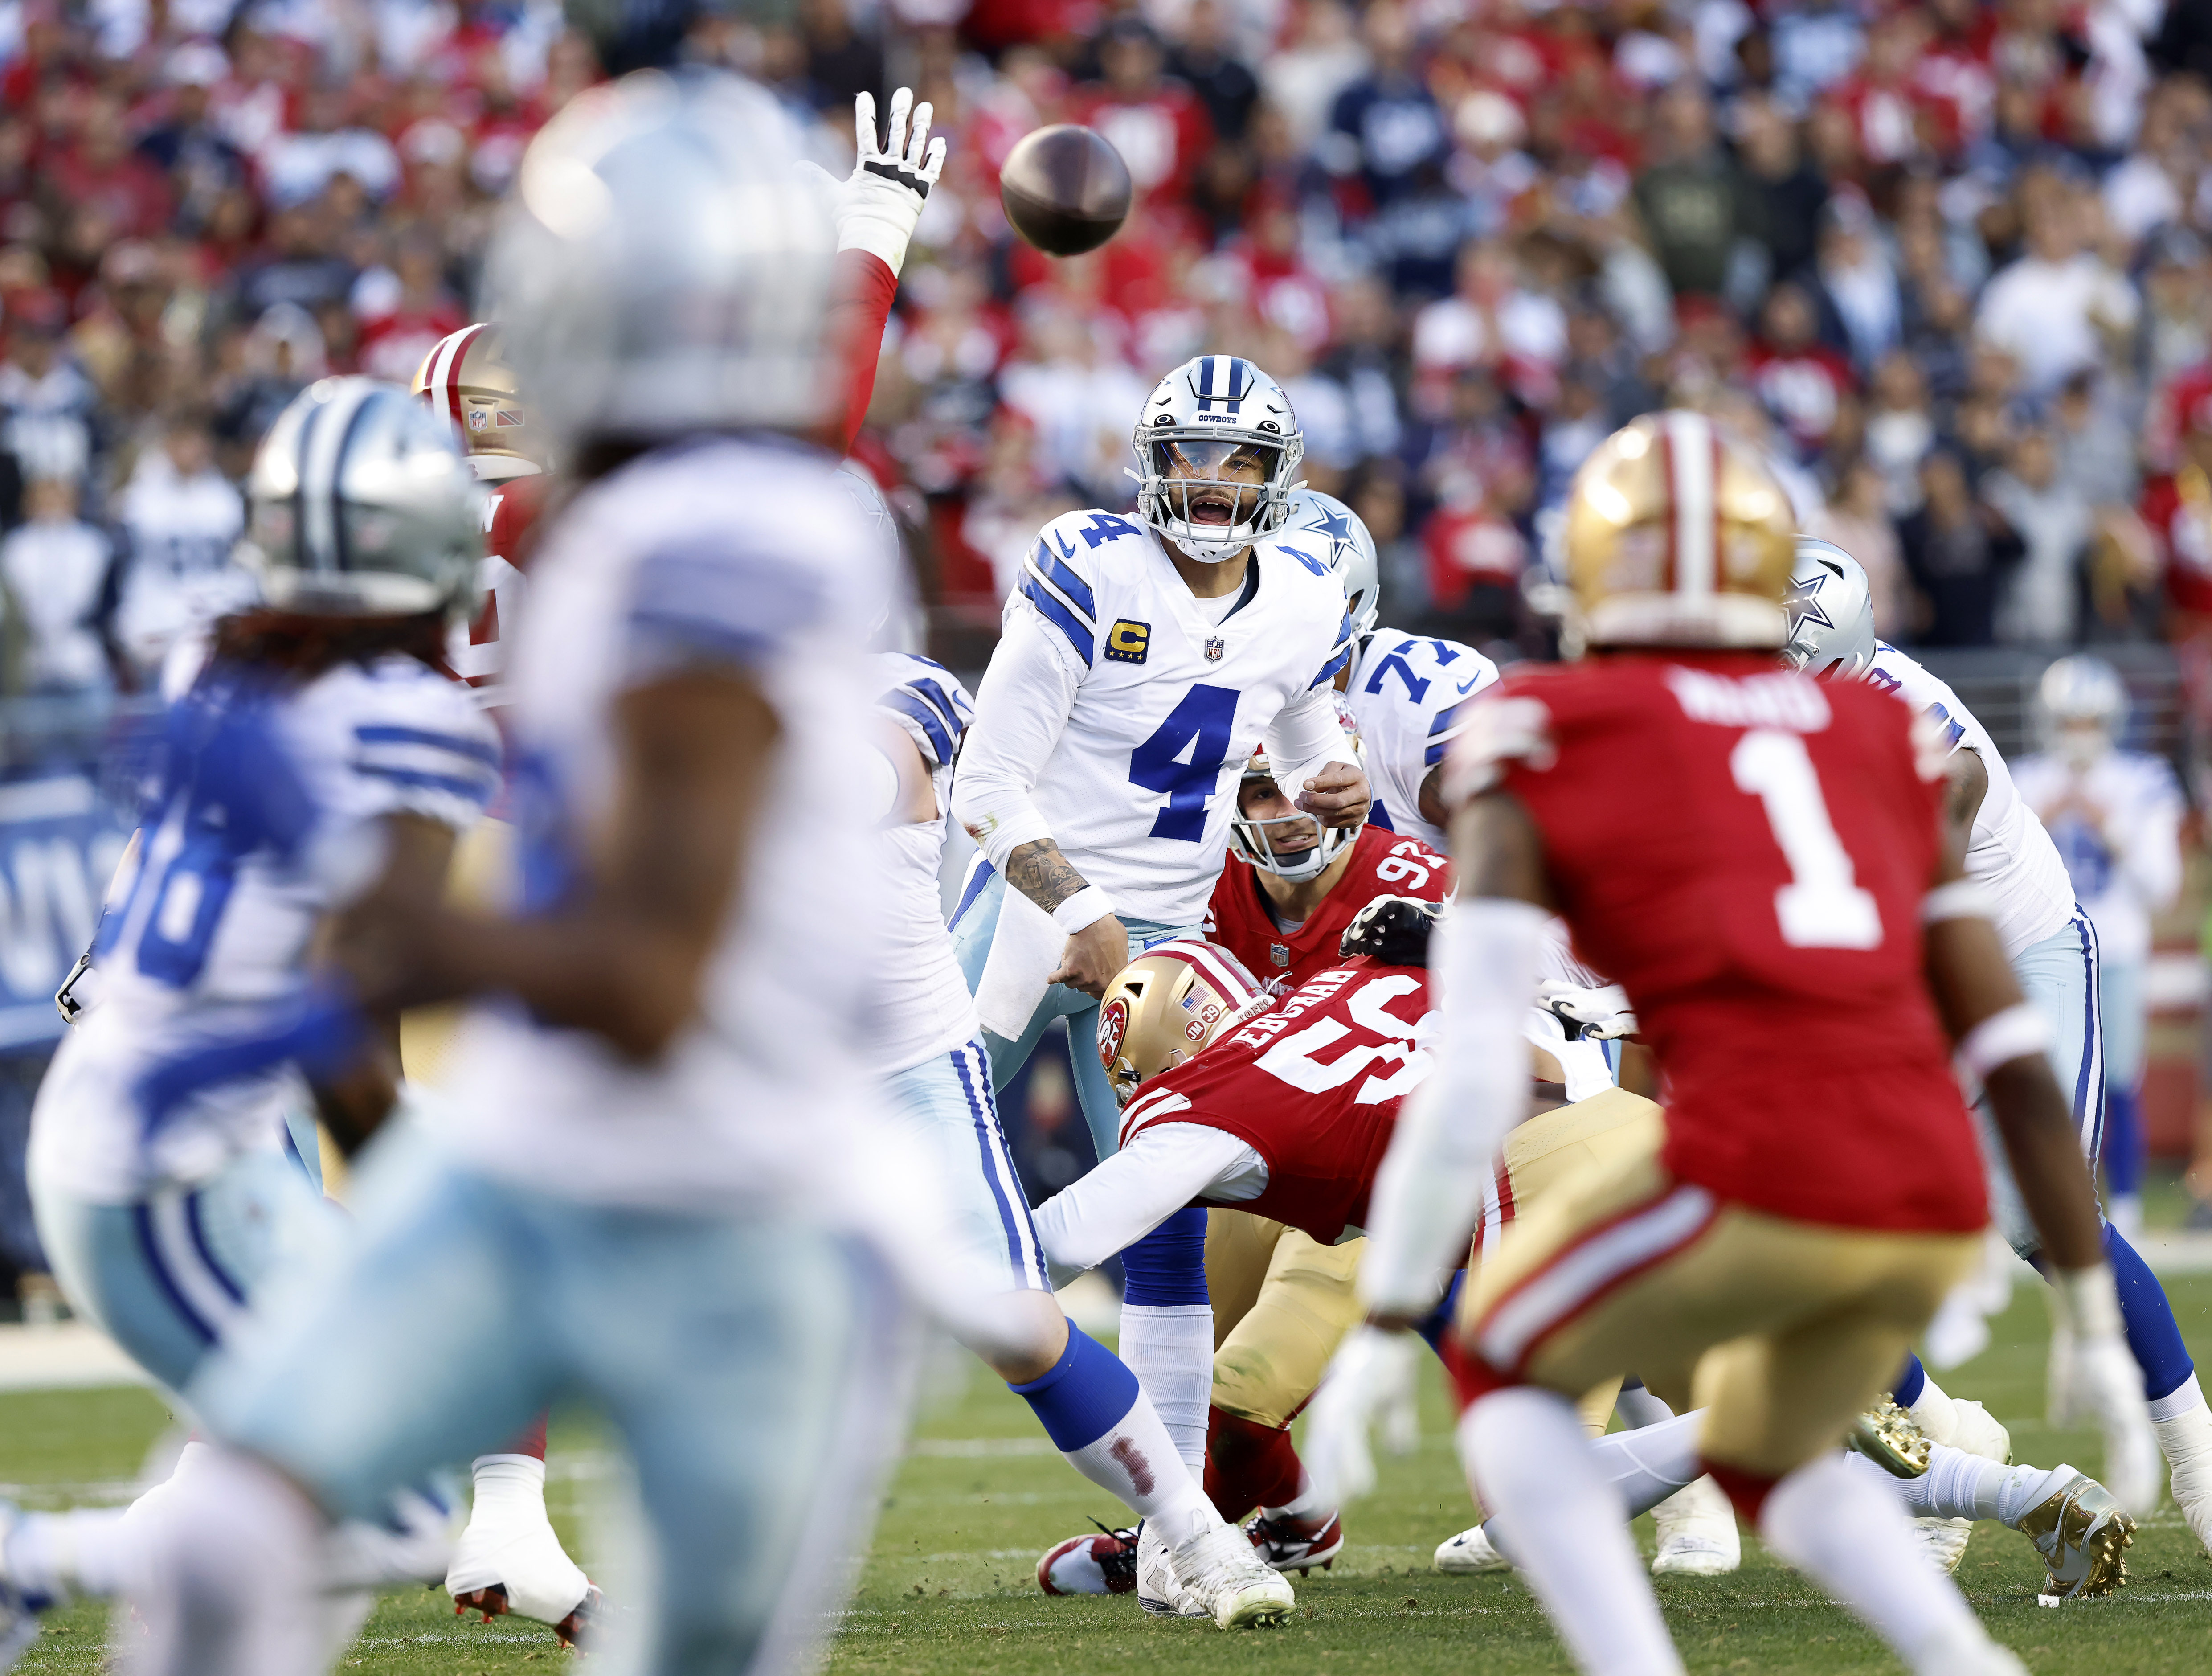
[1787,545,2212,1557]
[0,377,491,1660]
[1344,412,2156,1676]
[870,654,1295,1627]
[121,73,958,1676]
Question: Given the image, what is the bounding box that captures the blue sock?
[1009,1324,1141,1451]
[2105,1223,2196,1401]
[1121,1206,1209,1306]
[1415,1270,1466,1355]
[2103,1086,2144,1200]
[1891,1351,1927,1410]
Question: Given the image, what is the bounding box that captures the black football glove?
[1338,895,1443,967]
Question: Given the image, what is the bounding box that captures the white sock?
[467,1453,550,1521]
[1760,1452,1993,1675]
[2148,1371,2208,1426]
[1263,1472,1332,1522]
[1615,1383,1678,1430]
[1462,1389,1685,1676]
[129,1446,328,1676]
[1843,1444,2069,1526]
[1061,1391,1216,1545]
[4,1507,136,1602]
[1116,1303,1213,1472]
[1589,1412,1705,1518]
[1907,1376,1960,1448]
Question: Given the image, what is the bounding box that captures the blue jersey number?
[1364,639,1465,704]
[1077,513,1141,549]
[1130,684,1239,842]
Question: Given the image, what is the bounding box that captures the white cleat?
[445,1459,595,1645]
[1914,1394,2010,1574]
[1650,1475,1740,1576]
[2153,1397,2212,1555]
[1135,1520,1206,1618]
[1166,1521,1296,1628]
[1432,1522,1510,1574]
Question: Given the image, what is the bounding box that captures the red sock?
[1204,1407,1303,1522]
[494,1414,549,1461]
[1701,1459,1779,1523]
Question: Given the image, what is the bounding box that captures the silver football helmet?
[241,377,485,619]
[1131,354,1304,560]
[1227,697,1363,882]
[481,69,836,456]
[1285,487,1379,640]
[1780,537,1877,679]
[2037,654,2127,767]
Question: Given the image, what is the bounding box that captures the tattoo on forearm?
[1006,839,1091,915]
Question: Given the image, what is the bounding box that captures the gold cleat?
[2016,1471,2134,1600]
[1850,1398,1933,1479]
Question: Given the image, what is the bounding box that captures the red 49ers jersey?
[1206,826,1453,992]
[1448,652,1985,1234]
[453,470,552,699]
[1122,959,1429,1246]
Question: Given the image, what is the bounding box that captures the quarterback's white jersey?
[438,438,896,1211]
[1863,642,2074,958]
[1343,628,1498,851]
[2010,748,2184,965]
[870,653,979,1076]
[32,655,499,1201]
[953,509,1358,928]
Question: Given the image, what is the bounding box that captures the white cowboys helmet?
[2037,654,2128,766]
[1780,537,1876,679]
[1228,694,1363,882]
[1285,487,1380,640]
[1131,354,1304,560]
[481,69,836,459]
[241,377,485,619]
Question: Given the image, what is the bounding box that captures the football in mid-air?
[999,126,1133,257]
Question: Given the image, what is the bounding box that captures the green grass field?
[4,1277,2210,1675]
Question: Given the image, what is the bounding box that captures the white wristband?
[1052,886,1115,936]
[1955,1001,2052,1081]
[1921,879,1996,924]
[2051,1263,2124,1339]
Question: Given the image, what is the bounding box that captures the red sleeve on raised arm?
[828,247,900,458]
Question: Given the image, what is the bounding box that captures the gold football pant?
[1457,1118,1978,1482]
[1205,1213,1362,1429]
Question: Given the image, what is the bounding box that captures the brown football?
[999,126,1133,257]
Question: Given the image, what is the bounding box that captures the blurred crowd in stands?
[6,0,2212,684]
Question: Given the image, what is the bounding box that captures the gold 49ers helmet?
[1561,409,1796,650]
[413,323,541,482]
[1096,940,1271,1108]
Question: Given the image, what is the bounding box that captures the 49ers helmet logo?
[1097,996,1130,1067]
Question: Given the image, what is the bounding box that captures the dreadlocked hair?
[207,608,454,683]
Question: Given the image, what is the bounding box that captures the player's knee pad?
[1210,1235,1364,1427]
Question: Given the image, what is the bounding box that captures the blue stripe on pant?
[1980,907,2106,1258]
[886,1037,1051,1292]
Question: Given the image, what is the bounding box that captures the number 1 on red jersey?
[1729,729,1884,950]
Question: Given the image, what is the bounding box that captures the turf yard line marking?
[351,1632,560,1645]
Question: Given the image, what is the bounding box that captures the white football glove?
[1302,1325,1419,1508]
[1534,979,1637,1041]
[2047,1264,2165,1516]
[796,88,947,277]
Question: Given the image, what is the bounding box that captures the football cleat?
[1851,1399,1933,1479]
[0,1502,50,1672]
[1135,1520,1206,1617]
[1166,1520,1296,1628]
[1648,1475,1740,1576]
[2017,1471,2135,1600]
[1037,1521,1138,1596]
[1244,1508,1343,1575]
[1432,1522,1510,1574]
[444,1463,594,1645]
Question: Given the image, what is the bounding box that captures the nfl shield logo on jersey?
[1205,636,1226,662]
[1270,942,1289,968]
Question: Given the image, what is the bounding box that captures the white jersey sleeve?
[1345,630,1500,850]
[1863,643,2074,958]
[289,656,502,835]
[954,510,1357,927]
[1032,1120,1266,1270]
[869,654,981,1075]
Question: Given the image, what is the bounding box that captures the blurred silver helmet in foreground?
[242,377,484,619]
[482,70,836,457]
[1285,487,1380,640]
[1780,538,1876,678]
[2037,654,2128,766]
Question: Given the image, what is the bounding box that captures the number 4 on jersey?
[1730,729,1883,950]
[1130,684,1238,841]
